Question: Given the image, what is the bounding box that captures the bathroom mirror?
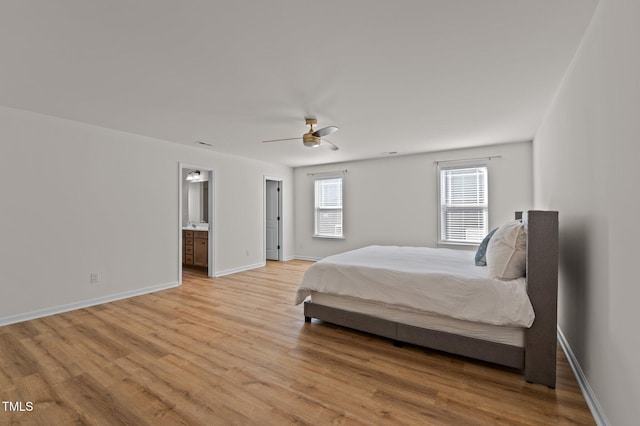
[188,181,209,224]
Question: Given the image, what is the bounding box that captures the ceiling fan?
[262,118,339,150]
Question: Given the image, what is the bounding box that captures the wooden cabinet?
[193,231,208,267]
[183,230,208,267]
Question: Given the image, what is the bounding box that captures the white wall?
[533,0,640,423]
[0,106,294,322]
[295,142,532,260]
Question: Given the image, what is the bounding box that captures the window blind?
[314,177,343,237]
[439,166,488,244]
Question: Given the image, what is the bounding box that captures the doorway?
[179,164,215,283]
[264,177,282,261]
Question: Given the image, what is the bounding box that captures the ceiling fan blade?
[261,137,299,143]
[322,139,339,151]
[312,126,339,138]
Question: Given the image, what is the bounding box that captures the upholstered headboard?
[520,210,559,387]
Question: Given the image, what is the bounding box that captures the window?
[438,164,488,244]
[314,176,343,238]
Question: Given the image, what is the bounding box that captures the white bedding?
[295,245,535,327]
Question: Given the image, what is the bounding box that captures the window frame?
[313,175,344,239]
[437,162,489,246]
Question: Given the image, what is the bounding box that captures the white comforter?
[295,246,534,327]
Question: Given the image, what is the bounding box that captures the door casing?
[179,163,215,282]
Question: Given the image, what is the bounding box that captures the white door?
[265,180,280,260]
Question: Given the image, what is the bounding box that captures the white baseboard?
[294,255,322,262]
[215,262,265,277]
[0,281,180,327]
[557,327,610,426]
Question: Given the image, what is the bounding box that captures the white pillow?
[486,220,527,279]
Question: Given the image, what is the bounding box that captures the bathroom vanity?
[183,229,208,267]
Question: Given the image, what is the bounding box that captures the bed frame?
[303,210,559,388]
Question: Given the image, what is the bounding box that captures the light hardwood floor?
[1,260,594,425]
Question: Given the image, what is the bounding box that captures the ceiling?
[0,0,598,168]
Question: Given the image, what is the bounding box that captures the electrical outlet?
[90,272,99,283]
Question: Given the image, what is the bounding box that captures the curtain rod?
[433,155,502,165]
[306,169,348,176]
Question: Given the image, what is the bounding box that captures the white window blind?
[314,177,343,237]
[439,165,488,244]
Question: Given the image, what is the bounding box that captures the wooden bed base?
[303,210,559,388]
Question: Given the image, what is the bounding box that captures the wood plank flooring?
[0,260,594,425]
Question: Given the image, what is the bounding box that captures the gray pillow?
[475,227,498,266]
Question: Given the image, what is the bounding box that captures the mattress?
[309,292,525,347]
[296,245,535,327]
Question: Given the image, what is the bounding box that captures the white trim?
[557,327,610,426]
[295,255,322,262]
[216,262,265,277]
[282,255,297,261]
[0,281,179,327]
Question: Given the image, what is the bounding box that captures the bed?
[296,211,559,388]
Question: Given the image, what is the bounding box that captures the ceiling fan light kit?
[262,117,340,150]
[303,133,321,147]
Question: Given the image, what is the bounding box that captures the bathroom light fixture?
[186,171,201,182]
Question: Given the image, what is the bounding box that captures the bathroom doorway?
[179,163,215,283]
